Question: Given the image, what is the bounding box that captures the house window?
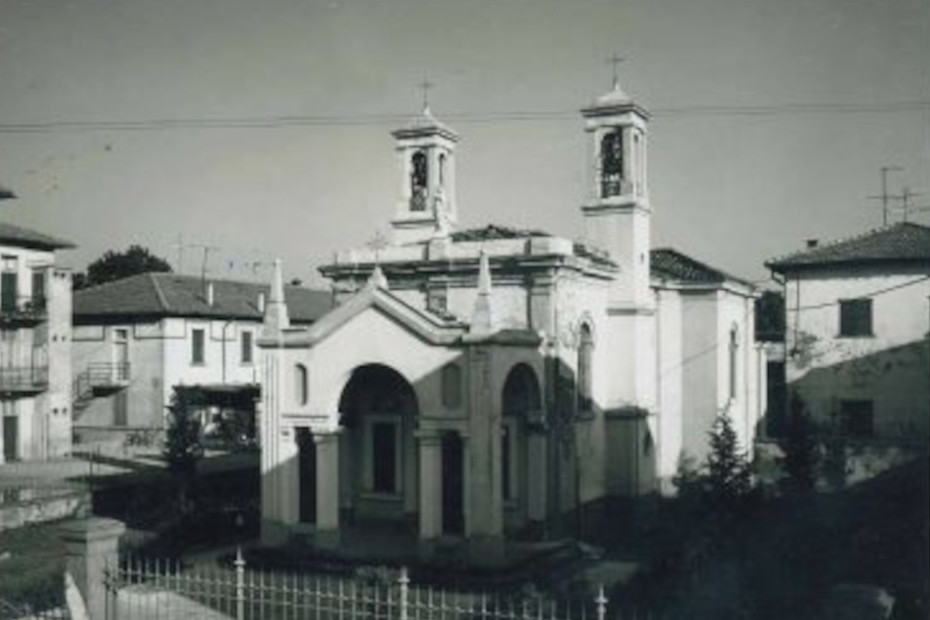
[839,400,874,437]
[241,331,253,365]
[729,326,739,399]
[577,323,594,414]
[1,256,18,313]
[839,298,872,337]
[31,270,46,309]
[441,363,461,408]
[295,364,308,405]
[191,328,205,365]
[371,420,398,494]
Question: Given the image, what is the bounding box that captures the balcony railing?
[0,365,49,393]
[0,296,48,325]
[73,362,131,407]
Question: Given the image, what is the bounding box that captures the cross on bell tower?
[389,82,460,246]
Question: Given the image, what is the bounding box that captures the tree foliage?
[75,245,172,289]
[778,391,820,495]
[705,413,753,520]
[163,389,203,477]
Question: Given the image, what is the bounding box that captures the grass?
[0,521,66,609]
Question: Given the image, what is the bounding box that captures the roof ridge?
[766,221,930,268]
[148,272,170,312]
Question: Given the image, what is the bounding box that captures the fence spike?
[595,586,608,620]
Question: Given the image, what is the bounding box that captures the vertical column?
[314,429,341,549]
[60,517,125,620]
[525,421,548,534]
[416,430,442,544]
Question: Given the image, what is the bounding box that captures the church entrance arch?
[501,363,543,534]
[338,364,419,526]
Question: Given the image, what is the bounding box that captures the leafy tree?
[705,413,753,520]
[75,245,172,289]
[163,389,203,514]
[778,391,820,495]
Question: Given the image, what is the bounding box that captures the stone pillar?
[526,422,548,535]
[60,517,125,620]
[416,430,442,552]
[314,430,341,549]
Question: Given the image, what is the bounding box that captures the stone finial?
[368,264,389,290]
[263,258,290,334]
[469,250,495,335]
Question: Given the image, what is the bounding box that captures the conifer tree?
[163,389,203,514]
[705,413,752,519]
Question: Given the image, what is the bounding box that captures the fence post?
[59,517,125,620]
[398,566,410,620]
[595,586,608,620]
[235,546,246,620]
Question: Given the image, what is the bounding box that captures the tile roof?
[73,273,334,323]
[650,248,750,286]
[0,222,75,250]
[766,222,930,272]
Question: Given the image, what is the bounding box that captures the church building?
[257,78,767,562]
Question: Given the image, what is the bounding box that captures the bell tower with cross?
[390,80,460,246]
[581,56,652,309]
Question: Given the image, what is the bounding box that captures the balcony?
[0,365,49,394]
[0,296,48,326]
[73,362,131,409]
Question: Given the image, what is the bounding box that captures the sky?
[0,0,928,288]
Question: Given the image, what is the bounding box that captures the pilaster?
[313,429,342,549]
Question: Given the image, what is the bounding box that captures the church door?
[297,428,316,524]
[441,432,464,535]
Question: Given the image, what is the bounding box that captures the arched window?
[728,326,739,399]
[438,153,446,188]
[295,363,308,406]
[577,323,594,414]
[600,130,623,198]
[410,151,428,211]
[441,363,461,409]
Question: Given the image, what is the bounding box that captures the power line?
[1,100,927,134]
[787,275,930,312]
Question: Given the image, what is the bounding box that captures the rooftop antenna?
[867,166,903,226]
[888,187,923,223]
[367,229,390,266]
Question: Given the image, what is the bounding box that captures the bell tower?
[580,73,651,309]
[390,91,459,246]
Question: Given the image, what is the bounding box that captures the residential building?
[0,221,74,462]
[765,223,930,448]
[71,273,332,447]
[257,79,767,562]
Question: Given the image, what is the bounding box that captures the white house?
[257,79,767,562]
[71,273,332,447]
[0,220,73,463]
[766,223,930,446]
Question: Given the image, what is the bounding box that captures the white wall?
[784,264,930,438]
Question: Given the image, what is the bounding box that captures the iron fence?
[103,550,649,620]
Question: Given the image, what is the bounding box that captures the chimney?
[806,239,819,249]
[258,292,266,313]
[206,282,214,306]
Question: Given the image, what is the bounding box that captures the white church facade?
[257,80,767,562]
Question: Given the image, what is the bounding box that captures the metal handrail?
[0,365,49,390]
[0,295,48,320]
